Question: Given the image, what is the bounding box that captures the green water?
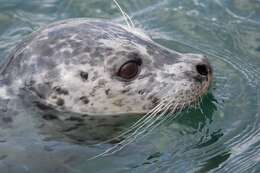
[0,0,259,172]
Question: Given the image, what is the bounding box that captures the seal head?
[1,19,212,117]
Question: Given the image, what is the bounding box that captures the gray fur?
[0,19,212,142]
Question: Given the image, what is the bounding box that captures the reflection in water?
[0,0,259,173]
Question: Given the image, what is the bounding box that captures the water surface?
[0,0,259,172]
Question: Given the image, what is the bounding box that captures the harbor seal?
[0,18,212,143]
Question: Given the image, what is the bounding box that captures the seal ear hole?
[117,60,141,81]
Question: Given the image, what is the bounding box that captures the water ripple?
[0,0,259,172]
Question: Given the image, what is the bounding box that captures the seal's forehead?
[97,37,187,79]
[36,19,182,67]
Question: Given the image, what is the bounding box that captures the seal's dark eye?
[117,60,141,80]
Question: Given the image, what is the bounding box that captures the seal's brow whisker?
[113,0,135,29]
[94,24,118,43]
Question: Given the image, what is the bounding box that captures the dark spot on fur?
[90,89,96,97]
[105,47,113,51]
[24,80,35,89]
[113,99,123,107]
[83,46,91,52]
[104,47,113,56]
[80,71,88,81]
[43,114,58,120]
[193,75,203,83]
[70,41,81,48]
[56,98,64,106]
[126,106,132,111]
[105,89,110,95]
[55,42,68,49]
[72,46,83,55]
[138,72,153,79]
[116,51,127,56]
[107,56,118,65]
[98,79,107,86]
[32,83,51,99]
[90,48,104,59]
[185,90,191,95]
[91,71,99,81]
[40,46,54,57]
[127,52,142,65]
[52,95,57,99]
[121,88,130,93]
[54,86,69,95]
[152,97,159,104]
[138,89,147,95]
[79,96,89,104]
[147,95,159,109]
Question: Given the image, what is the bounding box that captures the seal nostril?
[196,64,208,76]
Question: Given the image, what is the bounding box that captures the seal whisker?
[113,0,135,28]
[127,102,172,138]
[90,85,208,160]
[135,102,181,139]
[122,96,177,140]
[89,98,176,159]
[127,90,192,141]
[166,107,183,123]
[102,100,179,156]
[93,97,167,146]
[0,17,213,161]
